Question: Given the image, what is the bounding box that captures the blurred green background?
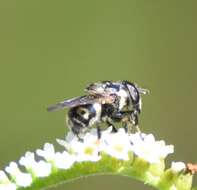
[0,0,196,189]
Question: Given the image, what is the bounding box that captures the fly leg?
[111,110,142,135]
[96,125,101,139]
[122,122,128,133]
[129,111,144,139]
[76,134,84,142]
[95,125,102,156]
[106,119,117,133]
[111,111,134,133]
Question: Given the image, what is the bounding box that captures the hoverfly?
[47,81,149,140]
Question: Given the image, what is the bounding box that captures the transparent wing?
[47,94,116,112]
[47,96,97,112]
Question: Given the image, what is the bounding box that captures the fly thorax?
[116,89,128,110]
[93,102,102,116]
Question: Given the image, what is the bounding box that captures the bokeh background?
[0,0,196,189]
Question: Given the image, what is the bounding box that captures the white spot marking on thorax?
[117,89,128,110]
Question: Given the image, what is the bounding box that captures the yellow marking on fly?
[77,107,89,120]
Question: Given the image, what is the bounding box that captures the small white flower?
[0,183,17,190]
[56,131,79,153]
[0,170,10,183]
[19,152,52,177]
[32,160,51,177]
[37,142,77,170]
[129,133,174,163]
[60,129,101,162]
[36,143,56,162]
[73,129,101,162]
[0,171,17,190]
[75,143,101,162]
[36,142,75,169]
[56,138,73,153]
[65,131,78,143]
[19,152,35,168]
[169,185,177,190]
[100,128,131,160]
[53,151,76,169]
[5,162,32,187]
[171,161,186,173]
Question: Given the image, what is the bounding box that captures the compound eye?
[127,85,139,101]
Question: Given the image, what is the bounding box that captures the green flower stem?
[17,154,194,190]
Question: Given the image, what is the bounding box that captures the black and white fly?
[47,80,149,140]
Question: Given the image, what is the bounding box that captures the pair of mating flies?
[47,81,149,140]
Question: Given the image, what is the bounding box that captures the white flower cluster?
[0,127,175,190]
[57,127,174,163]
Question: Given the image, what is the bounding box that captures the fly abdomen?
[68,103,99,135]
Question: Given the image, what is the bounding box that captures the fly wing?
[47,96,95,112]
[47,95,116,112]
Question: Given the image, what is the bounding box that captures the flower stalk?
[0,127,196,190]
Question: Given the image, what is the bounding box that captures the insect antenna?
[137,87,150,95]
